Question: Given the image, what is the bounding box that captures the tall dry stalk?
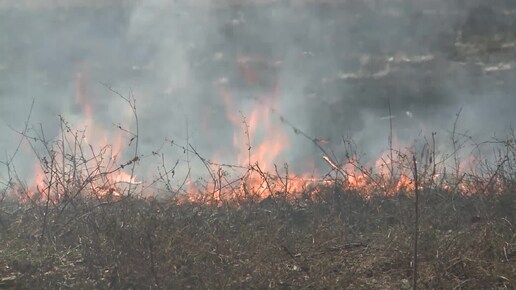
[412,154,419,290]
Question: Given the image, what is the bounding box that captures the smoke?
[0,1,515,185]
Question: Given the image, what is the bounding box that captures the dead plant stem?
[412,154,419,290]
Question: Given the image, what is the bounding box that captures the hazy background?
[1,0,515,188]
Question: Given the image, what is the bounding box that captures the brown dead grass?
[0,188,514,289]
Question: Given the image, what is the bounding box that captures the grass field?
[0,185,514,289]
[1,1,515,289]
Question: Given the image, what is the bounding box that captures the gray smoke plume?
[1,0,515,188]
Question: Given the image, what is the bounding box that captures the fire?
[30,162,50,202]
[20,64,141,202]
[177,55,510,204]
[214,76,295,201]
[75,64,127,159]
[14,57,510,205]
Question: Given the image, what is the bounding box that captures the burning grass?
[1,1,516,288]
[0,87,514,289]
[0,129,514,290]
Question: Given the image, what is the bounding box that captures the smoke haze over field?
[0,1,515,187]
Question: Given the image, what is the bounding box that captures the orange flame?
[15,58,507,205]
[20,63,140,202]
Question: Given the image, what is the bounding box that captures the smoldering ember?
[0,1,514,289]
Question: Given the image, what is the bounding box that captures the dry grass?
[0,85,513,289]
[0,188,514,289]
[1,1,515,288]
